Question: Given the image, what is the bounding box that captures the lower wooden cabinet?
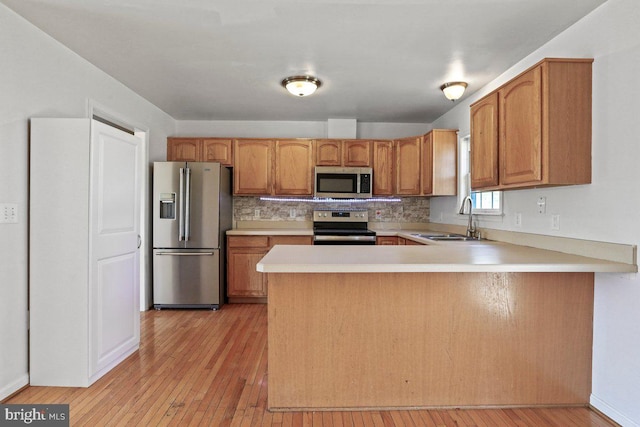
[376,236,398,245]
[227,236,270,298]
[227,235,312,301]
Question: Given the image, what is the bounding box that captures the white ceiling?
[2,0,607,123]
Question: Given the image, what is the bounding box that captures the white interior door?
[89,119,142,379]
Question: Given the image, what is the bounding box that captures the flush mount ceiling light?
[440,81,468,101]
[281,75,322,97]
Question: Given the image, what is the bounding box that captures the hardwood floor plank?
[4,305,619,427]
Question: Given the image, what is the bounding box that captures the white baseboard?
[0,374,29,402]
[591,394,639,427]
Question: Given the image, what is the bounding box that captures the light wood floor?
[7,304,617,426]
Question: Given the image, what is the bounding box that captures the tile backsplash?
[233,197,430,224]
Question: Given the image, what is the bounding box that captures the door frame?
[87,100,151,311]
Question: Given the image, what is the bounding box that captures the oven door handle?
[313,235,377,242]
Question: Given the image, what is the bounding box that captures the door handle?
[179,167,185,241]
[185,167,191,241]
[156,252,214,256]
[137,234,142,249]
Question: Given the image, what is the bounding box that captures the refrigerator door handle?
[185,167,191,241]
[178,167,185,241]
[156,252,215,256]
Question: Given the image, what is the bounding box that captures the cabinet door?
[233,139,273,195]
[270,236,313,246]
[427,130,458,196]
[395,136,422,195]
[421,132,434,195]
[202,138,233,165]
[376,236,398,245]
[470,93,499,189]
[499,66,542,185]
[343,140,371,166]
[372,140,394,195]
[315,140,342,165]
[274,139,313,195]
[227,249,268,297]
[167,138,201,161]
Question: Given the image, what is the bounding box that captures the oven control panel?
[313,209,368,222]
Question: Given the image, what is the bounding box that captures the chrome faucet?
[459,196,476,238]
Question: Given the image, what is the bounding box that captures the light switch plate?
[0,203,18,223]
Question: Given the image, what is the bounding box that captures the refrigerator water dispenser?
[159,193,176,219]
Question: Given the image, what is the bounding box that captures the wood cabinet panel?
[227,235,311,300]
[394,136,422,195]
[376,236,398,245]
[470,93,499,188]
[270,236,313,246]
[423,130,457,196]
[233,139,273,195]
[274,139,314,195]
[315,140,342,166]
[227,249,268,297]
[470,58,592,191]
[228,236,269,248]
[167,137,232,165]
[499,67,542,185]
[343,140,371,166]
[202,138,233,165]
[372,140,394,195]
[315,139,371,167]
[167,138,201,162]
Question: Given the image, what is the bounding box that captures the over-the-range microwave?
[314,166,372,199]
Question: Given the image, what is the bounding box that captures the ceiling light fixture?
[440,81,468,101]
[281,75,322,97]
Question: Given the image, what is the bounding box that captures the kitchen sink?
[411,233,481,241]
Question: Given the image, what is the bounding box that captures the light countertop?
[257,242,637,273]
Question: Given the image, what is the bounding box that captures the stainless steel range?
[312,209,377,245]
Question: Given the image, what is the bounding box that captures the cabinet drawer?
[227,236,270,248]
[270,236,312,246]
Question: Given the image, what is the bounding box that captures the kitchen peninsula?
[257,243,636,411]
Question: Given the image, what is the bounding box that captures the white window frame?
[458,134,503,216]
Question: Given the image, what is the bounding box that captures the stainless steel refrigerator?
[152,162,232,310]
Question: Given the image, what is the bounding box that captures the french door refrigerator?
[153,162,232,310]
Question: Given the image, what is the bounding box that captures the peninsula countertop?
[256,242,638,273]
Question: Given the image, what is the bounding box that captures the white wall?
[175,119,431,140]
[430,0,640,424]
[0,4,174,400]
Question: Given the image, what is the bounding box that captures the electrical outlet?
[551,214,560,230]
[375,210,382,220]
[537,197,546,214]
[515,212,522,227]
[254,209,260,219]
[289,208,296,218]
[0,203,18,223]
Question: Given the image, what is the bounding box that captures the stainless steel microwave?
[314,166,373,199]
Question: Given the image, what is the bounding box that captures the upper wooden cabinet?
[422,129,457,196]
[202,138,233,165]
[470,93,499,189]
[315,139,371,166]
[274,139,314,195]
[233,139,273,195]
[470,58,593,191]
[167,138,201,162]
[394,136,422,195]
[372,140,394,196]
[233,139,314,196]
[167,137,232,165]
